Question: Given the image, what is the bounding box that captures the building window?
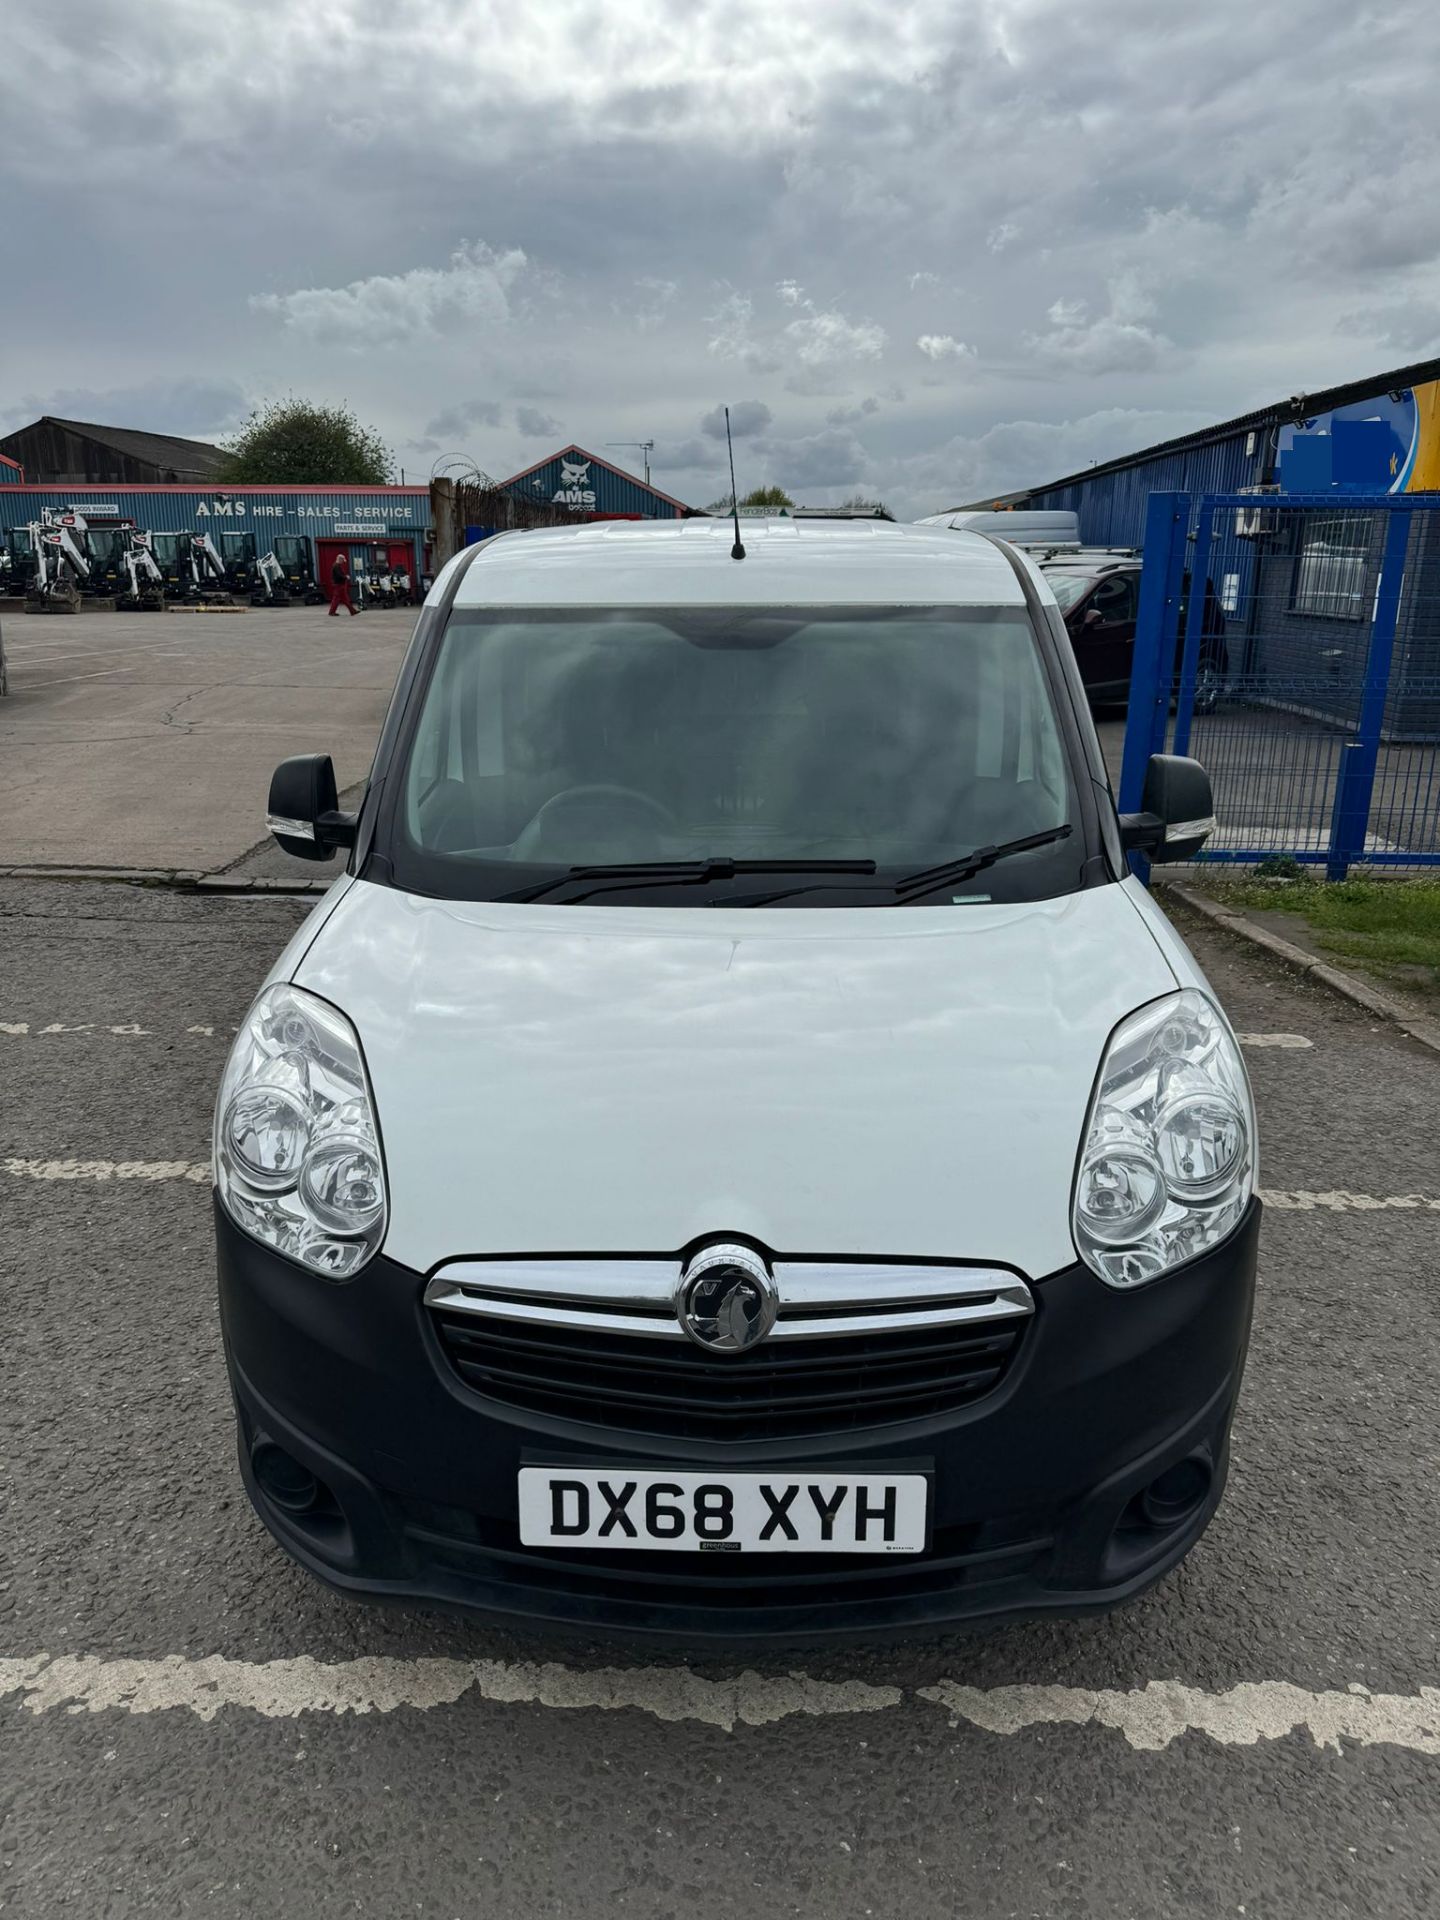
[1289,512,1374,620]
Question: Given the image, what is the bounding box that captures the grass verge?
[1190,866,1440,1000]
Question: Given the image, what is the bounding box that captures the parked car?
[214,517,1259,1639]
[1039,550,1229,711]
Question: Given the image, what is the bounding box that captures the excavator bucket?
[25,581,81,614]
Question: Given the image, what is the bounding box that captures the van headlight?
[1073,990,1255,1288]
[215,984,387,1278]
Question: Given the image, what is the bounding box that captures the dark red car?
[1040,552,1228,710]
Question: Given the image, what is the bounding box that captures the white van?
[915,508,1082,547]
[214,516,1258,1639]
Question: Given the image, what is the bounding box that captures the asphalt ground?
[0,604,416,874]
[1,876,1438,1917]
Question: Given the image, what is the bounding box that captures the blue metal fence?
[1120,490,1440,877]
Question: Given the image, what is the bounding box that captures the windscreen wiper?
[888,824,1075,900]
[499,857,877,905]
[713,825,1075,907]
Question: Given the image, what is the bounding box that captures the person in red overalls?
[327,550,357,616]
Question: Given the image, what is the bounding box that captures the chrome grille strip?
[424,1258,1033,1343]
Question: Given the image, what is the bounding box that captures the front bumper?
[215,1199,1261,1640]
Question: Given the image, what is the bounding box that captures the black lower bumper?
[215,1200,1260,1641]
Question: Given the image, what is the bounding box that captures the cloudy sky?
[4,0,1439,516]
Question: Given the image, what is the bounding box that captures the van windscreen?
[387,604,1082,906]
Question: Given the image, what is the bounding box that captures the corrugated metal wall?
[1026,432,1266,547]
[0,486,432,567]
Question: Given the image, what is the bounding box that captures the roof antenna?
[724,406,746,560]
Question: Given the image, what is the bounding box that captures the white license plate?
[518,1467,928,1554]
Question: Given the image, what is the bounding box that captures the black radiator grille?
[430,1310,1025,1439]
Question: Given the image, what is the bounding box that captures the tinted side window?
[1091,574,1138,621]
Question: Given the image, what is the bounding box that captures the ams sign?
[551,458,597,508]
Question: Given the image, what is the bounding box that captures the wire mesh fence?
[1124,492,1440,873]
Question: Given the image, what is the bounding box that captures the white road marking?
[4,642,179,666]
[0,1653,896,1733]
[918,1678,1440,1754]
[1,1158,210,1184]
[1,1653,1437,1752]
[1,1020,229,1038]
[11,664,159,688]
[2,1158,1435,1215]
[1262,1190,1440,1211]
[0,1024,1315,1051]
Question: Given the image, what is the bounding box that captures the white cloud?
[631,277,677,331]
[916,334,975,362]
[1046,298,1087,328]
[908,270,940,291]
[251,239,531,346]
[708,284,885,376]
[783,307,886,366]
[987,222,1021,253]
[1024,277,1172,375]
[705,290,783,372]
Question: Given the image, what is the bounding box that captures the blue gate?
[1120,490,1440,877]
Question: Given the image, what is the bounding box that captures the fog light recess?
[1139,1455,1212,1530]
[252,1440,322,1515]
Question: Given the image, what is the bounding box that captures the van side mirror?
[266,753,358,862]
[1119,754,1215,863]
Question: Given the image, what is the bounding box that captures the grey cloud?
[653,438,713,469]
[515,405,563,437]
[825,396,881,426]
[425,398,503,438]
[701,400,772,439]
[0,377,250,439]
[1339,297,1440,354]
[3,0,1438,532]
[767,428,868,493]
[880,406,1214,522]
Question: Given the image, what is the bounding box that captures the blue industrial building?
[0,480,434,597]
[1003,354,1440,546]
[498,445,691,522]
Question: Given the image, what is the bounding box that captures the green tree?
[219,398,392,485]
[740,484,794,508]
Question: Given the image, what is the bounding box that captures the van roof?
[451,516,1027,609]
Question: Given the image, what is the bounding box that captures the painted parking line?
[3,1158,1436,1214]
[0,1652,1437,1752]
[1,1021,224,1037]
[3,1023,1314,1051]
[1260,1190,1440,1211]
[2,1158,211,1184]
